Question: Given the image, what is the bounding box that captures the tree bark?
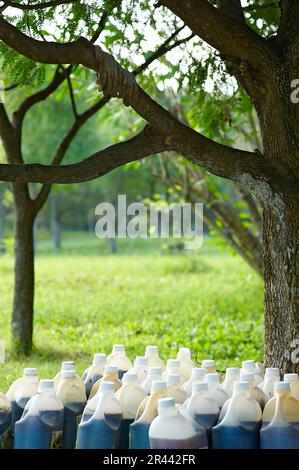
[0,188,5,253]
[50,193,61,252]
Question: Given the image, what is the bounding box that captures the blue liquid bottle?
[212,381,262,449]
[76,381,122,449]
[107,345,132,380]
[0,391,12,449]
[115,372,147,449]
[56,370,87,449]
[82,353,106,398]
[14,379,64,449]
[260,381,299,449]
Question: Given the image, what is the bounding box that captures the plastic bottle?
[205,373,228,409]
[164,360,184,384]
[89,365,122,399]
[129,356,148,384]
[186,382,219,436]
[284,373,299,401]
[221,368,240,397]
[258,367,280,402]
[130,380,168,449]
[53,361,77,391]
[14,380,64,449]
[107,345,132,379]
[140,367,163,396]
[115,372,147,449]
[0,391,12,449]
[82,353,107,398]
[56,370,87,449]
[202,360,216,374]
[183,368,206,396]
[262,379,299,426]
[76,381,122,449]
[149,397,207,449]
[6,368,39,435]
[260,381,299,449]
[241,360,263,385]
[167,374,189,405]
[177,348,194,381]
[240,372,266,409]
[145,346,165,371]
[212,381,262,449]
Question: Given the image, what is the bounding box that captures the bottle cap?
[265,367,280,377]
[148,367,162,376]
[158,397,175,409]
[112,344,125,353]
[134,356,148,367]
[177,348,191,359]
[61,361,75,371]
[100,381,115,392]
[284,373,299,383]
[151,380,167,392]
[62,370,76,378]
[205,373,220,383]
[234,381,250,392]
[167,374,181,385]
[226,367,239,376]
[240,372,255,383]
[24,368,38,376]
[275,381,290,392]
[167,359,180,369]
[93,353,106,365]
[202,360,215,368]
[105,365,118,375]
[192,382,208,393]
[242,360,255,369]
[192,368,205,378]
[38,379,54,392]
[123,372,137,382]
[146,345,158,355]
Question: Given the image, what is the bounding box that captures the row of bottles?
[2,344,299,449]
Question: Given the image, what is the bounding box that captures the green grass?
[0,233,264,390]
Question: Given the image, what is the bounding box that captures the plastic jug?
[130,380,168,449]
[284,373,299,400]
[0,391,12,449]
[107,345,132,379]
[177,348,194,381]
[212,381,262,449]
[260,381,299,449]
[6,367,39,435]
[56,370,87,449]
[258,367,280,402]
[186,382,219,434]
[241,360,263,385]
[115,372,147,449]
[205,373,228,409]
[149,397,207,449]
[240,372,266,409]
[89,365,122,399]
[140,367,163,396]
[14,380,64,449]
[221,368,240,397]
[202,360,216,374]
[145,346,165,371]
[183,368,206,396]
[167,374,189,404]
[53,361,80,391]
[129,356,148,384]
[262,380,299,426]
[164,360,184,384]
[76,381,122,449]
[82,353,107,398]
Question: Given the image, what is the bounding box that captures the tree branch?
[65,70,78,118]
[2,0,77,10]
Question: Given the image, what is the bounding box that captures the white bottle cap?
[38,379,54,392]
[192,382,208,393]
[284,373,299,383]
[205,373,220,383]
[167,374,181,386]
[242,360,255,369]
[226,367,239,376]
[192,368,206,378]
[146,345,158,355]
[134,356,148,367]
[240,372,255,383]
[62,370,76,378]
[105,365,118,375]
[177,347,191,359]
[100,381,115,392]
[158,397,175,409]
[149,367,162,376]
[202,360,215,368]
[167,359,180,369]
[112,344,125,353]
[24,368,38,376]
[234,381,250,392]
[151,380,167,393]
[275,381,290,392]
[61,361,75,371]
[93,353,106,364]
[123,372,138,382]
[265,367,280,377]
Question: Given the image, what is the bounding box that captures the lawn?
[0,233,264,391]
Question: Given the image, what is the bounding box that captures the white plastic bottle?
[259,367,280,401]
[167,374,189,404]
[82,353,107,397]
[241,360,263,385]
[177,348,194,381]
[262,380,299,426]
[186,382,219,433]
[164,360,184,384]
[128,356,148,384]
[202,360,216,374]
[284,373,299,401]
[107,344,132,379]
[221,368,240,397]
[89,365,122,399]
[145,346,165,371]
[205,373,228,409]
[183,368,206,396]
[240,372,266,408]
[54,361,77,390]
[140,367,163,396]
[149,397,207,449]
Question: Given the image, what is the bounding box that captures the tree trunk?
[11,203,35,354]
[51,192,61,252]
[263,191,299,373]
[0,189,5,253]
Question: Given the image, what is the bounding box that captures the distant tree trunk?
[51,192,61,252]
[0,189,5,253]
